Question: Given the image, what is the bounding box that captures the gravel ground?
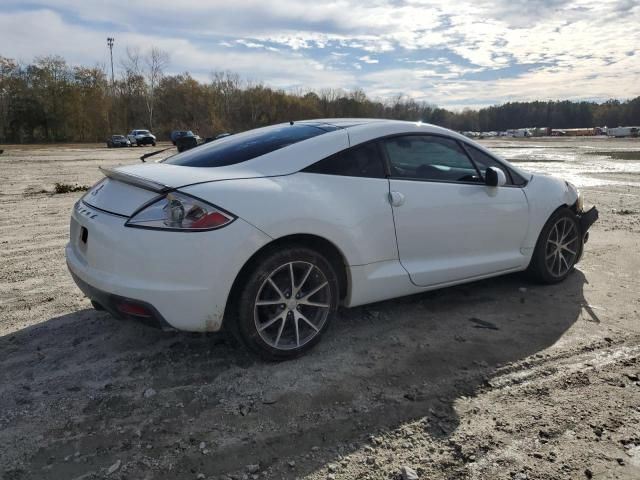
[0,138,639,480]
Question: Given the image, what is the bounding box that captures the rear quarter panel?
[181,173,399,267]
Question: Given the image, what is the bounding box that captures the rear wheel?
[231,247,339,360]
[527,208,581,283]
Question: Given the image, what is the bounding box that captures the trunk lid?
[82,162,265,217]
[106,162,266,189]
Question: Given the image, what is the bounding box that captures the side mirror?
[485,167,507,187]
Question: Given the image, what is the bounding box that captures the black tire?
[229,246,339,360]
[91,299,105,311]
[527,207,581,284]
[152,142,156,147]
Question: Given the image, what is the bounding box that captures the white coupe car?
[66,119,598,359]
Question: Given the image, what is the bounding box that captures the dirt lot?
[1,138,639,480]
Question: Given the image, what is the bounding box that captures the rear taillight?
[125,192,235,231]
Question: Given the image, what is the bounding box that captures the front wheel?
[527,208,581,283]
[230,247,339,360]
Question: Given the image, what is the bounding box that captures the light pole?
[107,37,115,85]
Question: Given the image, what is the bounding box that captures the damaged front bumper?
[575,206,598,262]
[578,206,599,242]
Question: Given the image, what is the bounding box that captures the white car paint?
[67,203,271,331]
[183,174,397,267]
[388,179,529,286]
[66,119,581,332]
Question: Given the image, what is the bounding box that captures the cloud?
[0,9,356,90]
[0,1,639,108]
[235,40,265,49]
[358,55,379,64]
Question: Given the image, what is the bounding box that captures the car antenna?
[140,147,172,163]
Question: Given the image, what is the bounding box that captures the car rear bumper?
[68,268,175,330]
[65,202,271,332]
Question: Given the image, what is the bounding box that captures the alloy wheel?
[545,217,579,277]
[254,261,331,350]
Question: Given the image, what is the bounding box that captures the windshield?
[163,123,339,168]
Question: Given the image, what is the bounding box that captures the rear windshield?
[163,123,338,168]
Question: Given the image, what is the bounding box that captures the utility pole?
[107,37,115,85]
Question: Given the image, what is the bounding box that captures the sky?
[0,0,639,109]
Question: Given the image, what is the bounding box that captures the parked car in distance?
[106,135,131,148]
[67,119,598,360]
[127,129,156,147]
[175,135,200,153]
[171,130,201,145]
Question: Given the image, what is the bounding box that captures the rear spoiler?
[140,147,173,163]
[99,166,172,194]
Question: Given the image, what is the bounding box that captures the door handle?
[389,191,405,207]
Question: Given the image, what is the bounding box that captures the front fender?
[521,175,579,252]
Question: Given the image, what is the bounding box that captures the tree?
[121,46,169,130]
[0,52,639,144]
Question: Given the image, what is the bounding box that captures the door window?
[383,135,479,183]
[464,144,512,184]
[464,144,527,186]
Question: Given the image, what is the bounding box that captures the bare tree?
[144,47,169,131]
[121,47,142,78]
[120,46,168,130]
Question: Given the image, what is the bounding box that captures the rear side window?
[303,142,385,178]
[164,123,338,168]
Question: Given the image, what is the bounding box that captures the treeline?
[1,53,639,143]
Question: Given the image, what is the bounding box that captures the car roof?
[297,118,389,128]
[202,119,450,175]
[126,118,528,184]
[296,118,463,137]
[238,119,530,179]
